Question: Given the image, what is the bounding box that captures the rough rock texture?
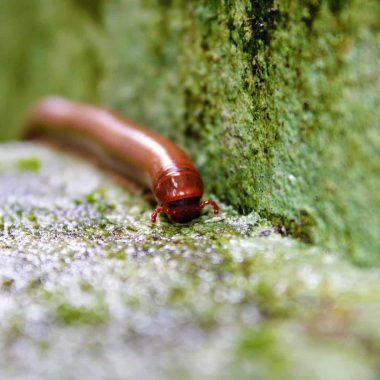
[1,0,379,263]
[177,1,380,265]
[1,143,380,379]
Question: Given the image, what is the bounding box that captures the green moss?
[0,0,379,265]
[69,0,105,23]
[15,157,40,172]
[107,250,126,260]
[27,211,37,222]
[81,188,116,214]
[79,281,94,292]
[2,277,14,289]
[4,315,24,341]
[178,0,380,264]
[55,303,107,326]
[0,145,380,378]
[85,189,105,204]
[237,327,288,372]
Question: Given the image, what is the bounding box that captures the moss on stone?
[15,157,41,172]
[0,144,379,378]
[0,1,379,263]
[55,302,107,326]
[176,0,380,264]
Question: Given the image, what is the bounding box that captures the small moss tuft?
[55,303,107,326]
[15,158,40,172]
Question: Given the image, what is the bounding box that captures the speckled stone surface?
[0,143,379,380]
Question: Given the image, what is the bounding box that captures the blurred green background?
[1,0,379,264]
[0,0,184,140]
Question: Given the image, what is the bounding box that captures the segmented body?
[23,97,218,223]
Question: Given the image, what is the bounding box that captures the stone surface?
[0,143,380,379]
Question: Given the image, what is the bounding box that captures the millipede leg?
[199,199,219,215]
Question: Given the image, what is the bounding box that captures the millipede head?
[151,197,219,224]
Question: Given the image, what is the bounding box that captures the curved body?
[23,97,218,223]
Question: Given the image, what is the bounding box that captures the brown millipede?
[22,97,219,223]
